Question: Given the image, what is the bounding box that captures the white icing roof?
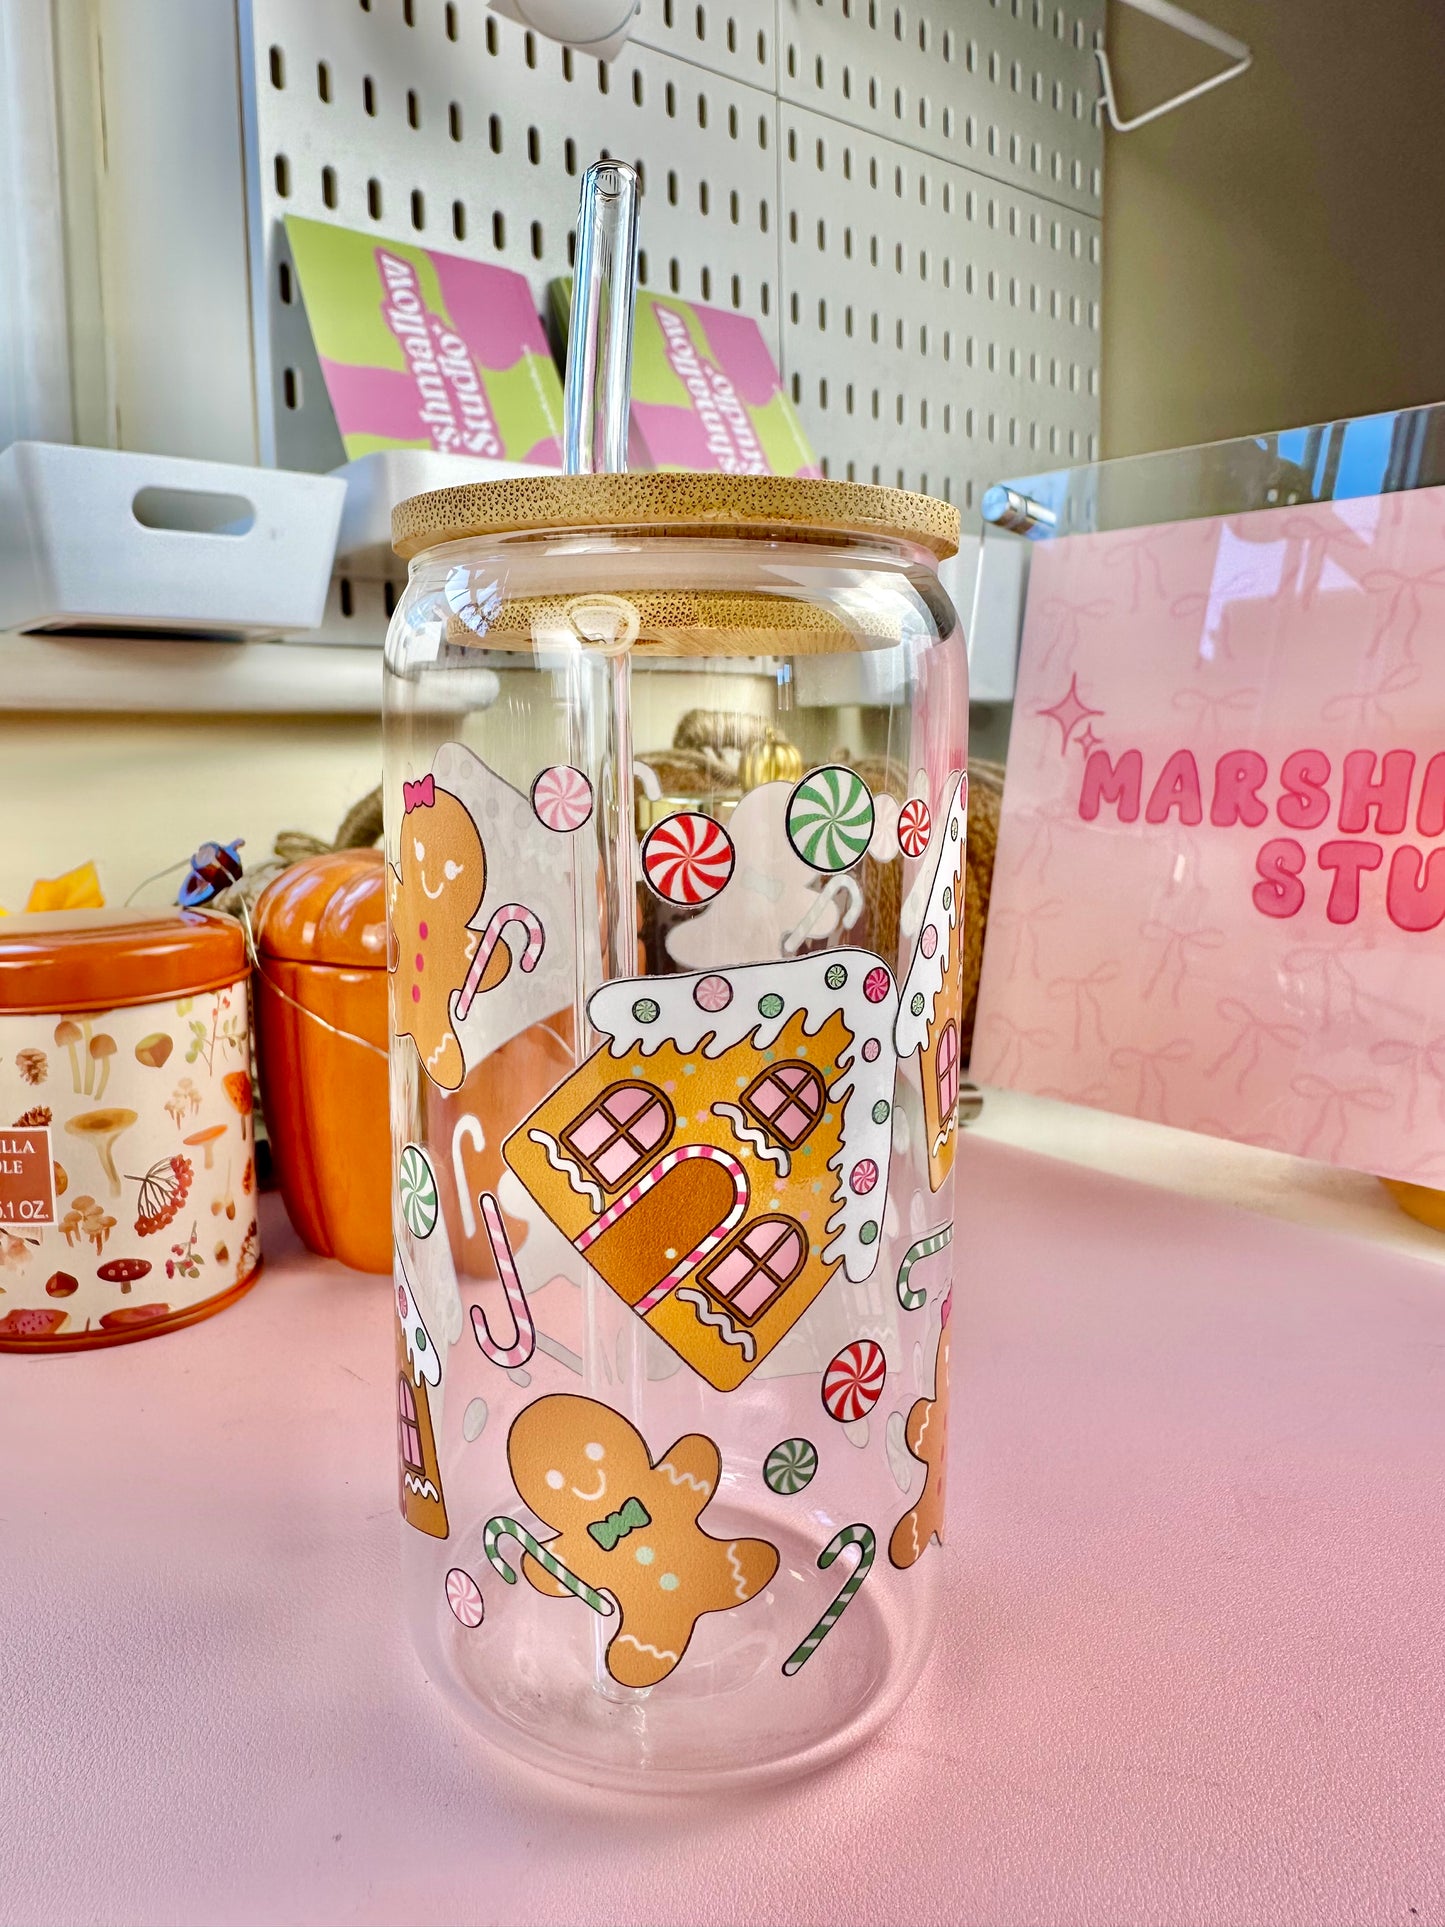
[895,771,968,1059]
[396,1255,441,1387]
[588,949,899,1283]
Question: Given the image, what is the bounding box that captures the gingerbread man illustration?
[389,774,509,1092]
[888,1324,950,1569]
[506,1394,779,1688]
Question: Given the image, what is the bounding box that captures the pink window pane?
[774,1102,812,1140]
[937,1020,960,1119]
[704,1216,806,1319]
[765,1228,802,1274]
[732,1270,783,1319]
[595,1138,643,1186]
[399,1377,417,1422]
[631,1099,669,1150]
[707,1247,754,1294]
[747,1077,785,1119]
[775,1064,810,1090]
[568,1111,613,1156]
[605,1085,649,1123]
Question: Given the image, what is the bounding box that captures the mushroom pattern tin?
[0,907,260,1349]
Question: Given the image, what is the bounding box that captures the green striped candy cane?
[896,1223,954,1311]
[782,1524,876,1677]
[483,1517,613,1616]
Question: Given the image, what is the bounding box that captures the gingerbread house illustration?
[895,772,968,1192]
[395,1267,448,1538]
[503,950,899,1393]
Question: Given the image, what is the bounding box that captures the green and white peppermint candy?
[764,1436,819,1495]
[398,1142,439,1239]
[786,766,875,872]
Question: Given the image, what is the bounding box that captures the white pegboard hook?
[1095,0,1252,133]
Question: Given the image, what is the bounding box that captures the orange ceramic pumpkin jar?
[252,849,391,1273]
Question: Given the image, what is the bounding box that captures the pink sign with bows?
[973,487,1445,1183]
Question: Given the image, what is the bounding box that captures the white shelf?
[971,1086,1445,1269]
[0,633,381,714]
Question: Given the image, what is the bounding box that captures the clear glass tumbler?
[383,473,967,1788]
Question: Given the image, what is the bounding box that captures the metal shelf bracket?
[1096,0,1252,133]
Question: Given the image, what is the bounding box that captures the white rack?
[240,0,1102,510]
[1,0,1103,701]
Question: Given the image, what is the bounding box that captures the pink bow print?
[1139,915,1226,1007]
[979,1012,1058,1085]
[1102,529,1170,612]
[403,775,436,813]
[1360,560,1445,661]
[1170,684,1260,732]
[1367,1034,1445,1130]
[1109,1038,1193,1122]
[1204,997,1306,1094]
[1046,961,1122,1051]
[1289,1072,1392,1161]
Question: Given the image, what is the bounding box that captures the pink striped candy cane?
[573,1144,749,1315]
[471,1191,537,1368]
[455,904,545,1019]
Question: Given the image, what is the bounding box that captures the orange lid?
[0,907,247,1015]
[253,849,387,969]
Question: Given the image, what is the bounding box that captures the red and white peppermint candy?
[531,765,594,832]
[849,1159,879,1195]
[445,1567,485,1628]
[822,1340,887,1422]
[898,797,932,858]
[863,966,892,1004]
[642,811,735,905]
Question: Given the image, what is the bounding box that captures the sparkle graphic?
[1076,724,1104,758]
[1037,673,1104,753]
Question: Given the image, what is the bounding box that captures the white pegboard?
[239,0,1100,508]
[632,0,778,82]
[780,101,1100,503]
[779,0,1103,216]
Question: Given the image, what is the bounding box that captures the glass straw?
[564,160,641,477]
[562,159,644,1699]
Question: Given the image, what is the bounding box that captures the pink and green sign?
[285,216,564,465]
[550,281,819,476]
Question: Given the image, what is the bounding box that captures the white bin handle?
[131,486,257,537]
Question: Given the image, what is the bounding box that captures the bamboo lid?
[392,472,960,562]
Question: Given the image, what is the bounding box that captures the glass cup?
[383,473,967,1788]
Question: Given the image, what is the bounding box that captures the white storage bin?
[0,443,345,639]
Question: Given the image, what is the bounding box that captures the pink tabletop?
[2,1139,1442,1927]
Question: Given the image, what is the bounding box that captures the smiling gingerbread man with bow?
[506,1394,779,1688]
[389,775,512,1091]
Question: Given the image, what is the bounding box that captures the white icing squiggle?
[710,1102,790,1176]
[726,1542,750,1601]
[404,1472,440,1501]
[675,1287,757,1360]
[528,1128,603,1211]
[614,1633,680,1664]
[659,1458,713,1498]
